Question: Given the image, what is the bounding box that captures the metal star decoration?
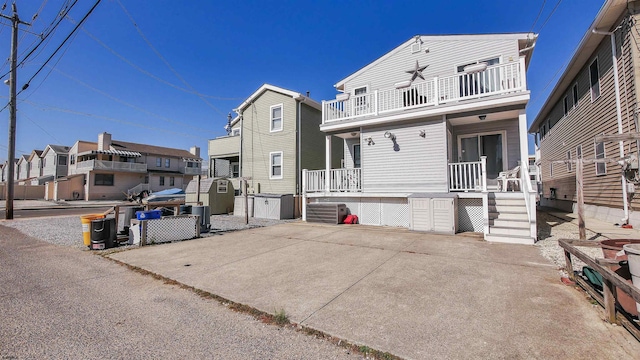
[405,60,428,82]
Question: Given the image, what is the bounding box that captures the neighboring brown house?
[530,0,640,225]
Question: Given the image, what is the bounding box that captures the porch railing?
[76,160,147,173]
[448,157,487,192]
[323,60,525,124]
[303,168,362,193]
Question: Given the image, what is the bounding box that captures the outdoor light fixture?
[366,137,374,146]
[384,131,395,141]
[478,115,487,121]
[419,130,426,138]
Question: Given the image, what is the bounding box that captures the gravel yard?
[535,210,608,276]
[1,214,295,250]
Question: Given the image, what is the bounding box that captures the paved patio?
[109,222,640,359]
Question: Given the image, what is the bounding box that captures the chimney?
[306,91,310,97]
[190,146,200,158]
[98,132,111,151]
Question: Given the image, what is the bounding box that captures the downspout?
[593,27,629,223]
[297,99,301,195]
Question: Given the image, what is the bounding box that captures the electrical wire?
[20,0,101,91]
[115,0,226,117]
[529,0,546,33]
[20,111,62,144]
[71,19,242,101]
[535,0,563,34]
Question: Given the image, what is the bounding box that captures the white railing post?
[433,76,439,106]
[374,90,379,116]
[325,135,331,193]
[480,156,487,192]
[519,57,527,91]
[321,100,326,124]
[482,191,489,237]
[302,169,307,221]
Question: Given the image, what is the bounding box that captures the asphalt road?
[0,225,361,359]
[0,207,112,219]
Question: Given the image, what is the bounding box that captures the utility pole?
[1,3,30,219]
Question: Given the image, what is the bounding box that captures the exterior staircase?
[485,192,535,244]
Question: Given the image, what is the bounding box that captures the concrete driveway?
[109,222,640,359]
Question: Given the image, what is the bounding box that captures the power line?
[20,0,101,92]
[115,0,226,117]
[529,0,546,33]
[48,66,217,134]
[536,0,563,34]
[21,99,211,141]
[20,111,63,144]
[70,19,242,101]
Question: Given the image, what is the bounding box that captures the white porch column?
[518,110,528,170]
[302,169,307,221]
[325,135,331,192]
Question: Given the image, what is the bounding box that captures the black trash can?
[179,205,192,215]
[104,217,116,249]
[91,219,107,250]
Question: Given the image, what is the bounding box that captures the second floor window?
[353,144,361,168]
[270,151,282,179]
[156,158,162,167]
[58,155,67,166]
[165,158,170,168]
[595,142,606,175]
[590,58,600,101]
[572,83,579,108]
[566,151,572,172]
[70,154,75,165]
[270,104,283,132]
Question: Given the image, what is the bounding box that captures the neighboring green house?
[209,83,343,201]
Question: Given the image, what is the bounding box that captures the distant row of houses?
[1,132,202,201]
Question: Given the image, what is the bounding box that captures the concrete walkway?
[109,222,640,359]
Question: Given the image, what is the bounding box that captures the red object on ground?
[622,224,633,229]
[343,214,359,224]
[560,277,575,286]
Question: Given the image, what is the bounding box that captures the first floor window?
[94,174,114,186]
[270,151,283,179]
[169,176,175,186]
[595,142,606,175]
[566,151,572,172]
[144,176,149,184]
[353,144,361,168]
[576,145,582,159]
[160,176,165,186]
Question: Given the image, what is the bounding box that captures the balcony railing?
[304,160,486,193]
[76,160,147,173]
[303,168,362,193]
[183,167,202,175]
[448,158,486,192]
[322,60,525,123]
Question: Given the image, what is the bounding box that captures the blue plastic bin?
[136,209,162,220]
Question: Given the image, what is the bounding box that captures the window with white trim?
[590,58,600,101]
[566,150,572,172]
[576,144,582,159]
[270,151,283,179]
[572,83,578,108]
[595,142,606,175]
[270,104,283,132]
[156,158,162,167]
[165,158,170,168]
[563,96,568,117]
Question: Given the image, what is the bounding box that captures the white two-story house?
[303,34,538,244]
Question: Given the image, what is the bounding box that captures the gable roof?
[233,83,321,115]
[334,33,536,92]
[27,150,43,162]
[16,154,29,165]
[110,140,200,160]
[529,0,627,132]
[41,144,71,158]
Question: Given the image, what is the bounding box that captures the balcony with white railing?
[322,60,525,124]
[183,166,202,175]
[75,160,147,173]
[303,160,488,194]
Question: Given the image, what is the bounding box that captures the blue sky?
[0,0,604,163]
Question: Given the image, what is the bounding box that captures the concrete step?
[488,198,526,206]
[488,204,528,213]
[489,211,529,221]
[484,233,535,245]
[489,226,531,237]
[489,218,530,228]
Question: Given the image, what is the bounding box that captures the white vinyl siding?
[361,119,447,193]
[342,36,520,94]
[595,142,606,175]
[270,151,283,179]
[270,104,283,132]
[589,58,600,101]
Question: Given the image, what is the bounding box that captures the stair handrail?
[519,160,536,240]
